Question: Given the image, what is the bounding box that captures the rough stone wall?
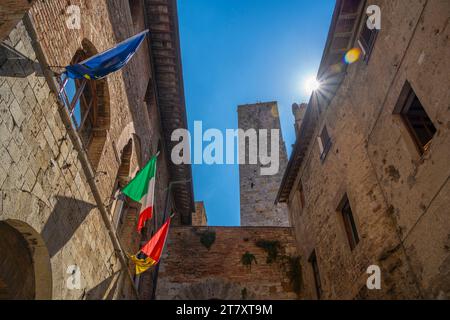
[0,20,127,299]
[0,0,176,299]
[28,0,170,229]
[238,102,290,227]
[29,0,177,300]
[156,226,299,300]
[287,0,449,299]
[192,201,208,226]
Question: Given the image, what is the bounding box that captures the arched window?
[117,139,133,189]
[112,139,133,230]
[110,139,141,256]
[66,40,110,170]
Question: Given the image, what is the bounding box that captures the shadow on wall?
[170,279,256,300]
[0,45,44,77]
[41,196,96,258]
[84,271,121,300]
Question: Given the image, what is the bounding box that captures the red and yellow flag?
[130,218,171,275]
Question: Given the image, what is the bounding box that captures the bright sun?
[304,76,321,94]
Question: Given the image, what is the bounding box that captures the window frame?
[357,14,379,63]
[297,180,306,209]
[394,81,437,155]
[400,90,436,155]
[339,194,360,251]
[309,250,323,300]
[68,51,99,149]
[318,125,332,162]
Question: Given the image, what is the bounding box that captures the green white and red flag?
[122,154,157,232]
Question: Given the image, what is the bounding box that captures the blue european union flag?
[65,30,149,80]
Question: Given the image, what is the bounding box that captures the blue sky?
[177,0,335,226]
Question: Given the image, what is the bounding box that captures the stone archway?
[172,279,256,300]
[0,220,52,300]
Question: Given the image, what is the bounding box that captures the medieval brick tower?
[238,102,290,227]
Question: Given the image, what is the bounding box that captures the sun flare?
[304,76,321,94]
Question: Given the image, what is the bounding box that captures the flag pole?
[150,178,191,299]
[126,150,162,289]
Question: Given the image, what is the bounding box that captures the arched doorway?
[172,279,255,300]
[0,220,52,300]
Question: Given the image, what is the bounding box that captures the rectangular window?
[340,195,360,251]
[396,82,437,154]
[297,181,305,209]
[309,250,322,299]
[358,22,378,62]
[144,78,154,104]
[318,125,332,162]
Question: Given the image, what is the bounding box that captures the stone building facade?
[192,201,208,226]
[156,226,299,300]
[238,102,290,227]
[277,0,450,299]
[0,0,194,300]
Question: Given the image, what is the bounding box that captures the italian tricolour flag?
[122,155,157,233]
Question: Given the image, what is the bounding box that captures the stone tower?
[237,102,290,227]
[292,103,307,139]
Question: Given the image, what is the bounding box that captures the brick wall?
[0,0,34,41]
[156,226,300,300]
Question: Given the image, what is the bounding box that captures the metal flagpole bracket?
[116,192,127,201]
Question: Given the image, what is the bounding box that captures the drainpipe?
[23,13,140,300]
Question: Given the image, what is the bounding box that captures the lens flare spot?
[344,48,362,64]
